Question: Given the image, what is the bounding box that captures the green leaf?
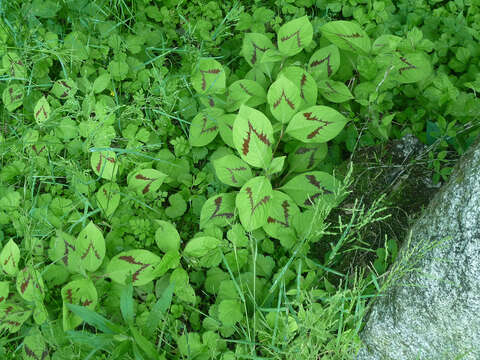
[184,236,222,258]
[218,299,243,327]
[372,35,403,55]
[3,52,27,78]
[16,266,45,301]
[262,190,300,240]
[107,249,162,286]
[287,142,328,173]
[49,230,80,272]
[217,114,235,148]
[191,58,226,95]
[2,84,24,112]
[66,303,124,334]
[170,268,196,304]
[200,192,236,229]
[317,80,354,103]
[108,59,129,81]
[91,150,118,181]
[33,96,51,124]
[280,66,318,107]
[233,105,274,169]
[93,73,111,94]
[130,325,161,360]
[308,45,341,80]
[267,156,285,175]
[120,283,134,325]
[236,176,273,231]
[189,108,222,147]
[22,330,49,360]
[155,220,181,253]
[277,16,313,56]
[76,221,105,272]
[165,193,187,219]
[242,33,275,67]
[0,281,9,300]
[0,239,20,276]
[0,303,31,333]
[96,182,120,217]
[145,282,174,338]
[227,79,267,112]
[127,169,167,195]
[62,278,98,331]
[320,21,371,54]
[51,78,77,99]
[213,154,253,187]
[267,76,302,123]
[280,171,341,208]
[392,52,432,84]
[286,106,348,143]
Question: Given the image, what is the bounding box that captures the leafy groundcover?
[0,1,478,359]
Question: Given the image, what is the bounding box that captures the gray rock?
[357,138,480,360]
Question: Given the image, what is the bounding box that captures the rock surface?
[357,138,480,360]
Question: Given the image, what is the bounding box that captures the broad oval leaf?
[393,52,432,84]
[267,76,302,124]
[287,142,328,173]
[263,191,300,240]
[61,278,98,331]
[16,266,45,302]
[214,154,253,187]
[22,331,50,360]
[320,21,371,55]
[280,66,318,107]
[286,106,347,143]
[184,236,222,258]
[0,303,31,333]
[34,96,51,124]
[372,35,403,55]
[233,105,274,169]
[2,84,24,112]
[0,281,9,300]
[51,78,78,99]
[90,150,118,181]
[236,176,273,231]
[227,79,267,112]
[128,169,167,195]
[191,58,226,95]
[242,33,275,67]
[155,220,181,253]
[107,249,162,286]
[189,108,222,147]
[280,171,341,208]
[96,182,120,217]
[317,80,354,103]
[218,114,235,148]
[200,192,236,228]
[76,221,105,272]
[49,230,80,272]
[0,239,20,276]
[3,52,27,78]
[277,16,313,56]
[308,45,341,80]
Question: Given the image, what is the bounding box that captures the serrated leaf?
[320,21,371,54]
[214,154,253,187]
[2,84,24,112]
[227,79,267,112]
[62,278,98,331]
[33,96,51,124]
[280,66,317,107]
[155,220,181,253]
[22,331,49,360]
[287,143,328,173]
[218,114,235,148]
[200,192,236,228]
[0,239,20,276]
[280,171,341,208]
[189,108,222,147]
[76,221,105,272]
[107,249,162,286]
[96,182,120,217]
[191,58,226,95]
[236,176,272,231]
[263,191,300,241]
[218,299,243,326]
[233,105,274,169]
[286,106,347,143]
[308,44,341,80]
[90,150,118,181]
[51,78,77,99]
[16,266,45,302]
[128,169,167,195]
[0,303,31,333]
[184,236,222,258]
[317,80,354,103]
[242,33,275,67]
[277,16,313,56]
[267,76,302,123]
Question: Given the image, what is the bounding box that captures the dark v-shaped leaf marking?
[62,237,76,266]
[59,81,72,98]
[303,112,333,139]
[281,30,302,47]
[273,90,295,109]
[200,68,221,91]
[398,57,417,74]
[239,82,254,96]
[35,105,48,121]
[32,145,46,155]
[3,252,16,268]
[209,196,234,220]
[81,238,101,260]
[267,200,290,227]
[135,173,162,194]
[251,42,269,65]
[95,153,116,173]
[118,255,152,282]
[226,166,248,184]
[242,120,271,156]
[333,32,362,51]
[8,87,22,102]
[296,147,317,168]
[24,344,49,360]
[324,81,338,95]
[245,187,270,215]
[304,174,333,206]
[200,116,218,134]
[310,54,333,76]
[300,74,307,100]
